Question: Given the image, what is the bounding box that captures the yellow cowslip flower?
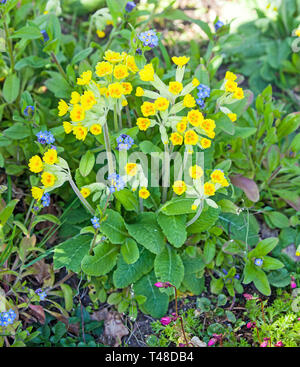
[90,124,102,135]
[103,50,123,63]
[169,81,183,95]
[234,87,244,99]
[191,204,197,211]
[173,180,186,195]
[225,71,237,81]
[154,97,169,111]
[176,117,187,133]
[28,155,43,173]
[200,119,216,133]
[227,113,237,122]
[95,61,113,77]
[108,82,124,98]
[139,187,150,199]
[43,149,58,165]
[187,109,204,127]
[121,82,133,95]
[77,70,92,85]
[114,64,129,79]
[200,137,211,149]
[70,91,81,105]
[41,172,56,188]
[184,130,198,145]
[135,87,144,97]
[172,56,190,68]
[43,10,49,14]
[70,104,85,122]
[126,55,139,73]
[206,130,215,139]
[125,163,137,176]
[225,80,238,93]
[211,169,225,184]
[106,20,113,25]
[183,94,196,108]
[58,99,69,116]
[204,182,215,196]
[31,186,44,201]
[96,30,105,38]
[73,125,88,141]
[136,117,150,131]
[296,29,300,37]
[192,78,200,87]
[141,101,156,117]
[221,178,230,187]
[80,187,91,198]
[122,100,128,107]
[189,165,203,179]
[170,132,183,146]
[98,86,108,95]
[63,121,73,134]
[81,90,96,110]
[139,63,154,82]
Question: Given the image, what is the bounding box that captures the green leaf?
[15,56,49,70]
[11,25,42,39]
[113,246,155,288]
[114,189,139,213]
[261,256,284,271]
[101,209,128,244]
[125,212,165,254]
[248,237,279,258]
[181,251,205,274]
[133,271,169,318]
[60,284,73,312]
[160,197,196,216]
[253,268,271,296]
[79,151,95,177]
[3,74,20,103]
[210,277,224,294]
[154,245,184,289]
[3,123,31,140]
[203,240,216,264]
[53,234,92,273]
[265,211,290,229]
[157,212,187,248]
[0,199,18,227]
[187,206,220,234]
[81,242,119,276]
[215,112,235,135]
[268,268,291,287]
[31,214,61,229]
[72,47,93,65]
[121,238,139,264]
[182,272,204,295]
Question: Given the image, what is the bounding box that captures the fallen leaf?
[28,304,45,324]
[47,310,79,335]
[191,336,207,347]
[230,174,260,202]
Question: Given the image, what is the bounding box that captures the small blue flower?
[0,309,16,327]
[45,131,55,144]
[215,20,224,31]
[116,134,134,151]
[125,1,136,12]
[254,258,263,267]
[108,173,125,193]
[222,269,228,275]
[91,216,100,229]
[0,0,7,4]
[24,105,35,116]
[41,30,49,42]
[196,98,205,109]
[136,48,142,55]
[36,130,55,145]
[35,288,47,301]
[197,84,211,99]
[138,30,159,48]
[41,193,50,207]
[234,274,240,280]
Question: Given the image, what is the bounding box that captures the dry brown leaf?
[28,304,45,324]
[31,259,52,285]
[91,308,129,346]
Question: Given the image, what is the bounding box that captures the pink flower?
[291,281,297,289]
[275,341,283,347]
[160,316,172,326]
[154,282,172,288]
[208,338,217,346]
[243,293,253,300]
[260,341,268,347]
[246,321,256,329]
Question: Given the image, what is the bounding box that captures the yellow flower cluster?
[224,71,244,100]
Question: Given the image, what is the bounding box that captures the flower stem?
[113,104,119,132]
[69,177,95,215]
[3,17,15,71]
[103,122,114,176]
[186,199,204,227]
